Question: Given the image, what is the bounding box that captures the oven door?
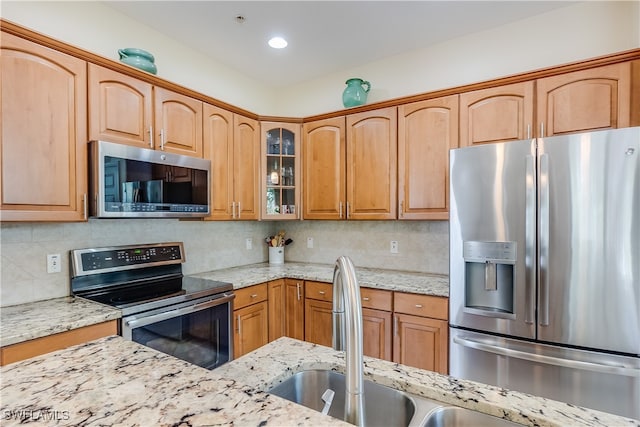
[122,293,234,370]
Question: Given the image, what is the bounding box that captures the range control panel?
[71,242,185,276]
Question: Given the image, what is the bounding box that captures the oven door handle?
[125,294,235,330]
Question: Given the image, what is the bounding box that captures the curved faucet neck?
[332,256,365,426]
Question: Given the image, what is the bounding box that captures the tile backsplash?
[1,219,448,307]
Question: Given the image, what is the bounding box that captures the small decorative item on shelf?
[265,230,293,265]
[118,48,157,74]
[342,78,371,108]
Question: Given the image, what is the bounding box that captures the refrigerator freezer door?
[449,139,536,339]
[449,328,640,420]
[538,128,640,354]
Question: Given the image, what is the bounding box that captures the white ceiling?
[104,1,578,88]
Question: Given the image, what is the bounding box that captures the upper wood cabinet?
[153,87,203,157]
[261,122,301,220]
[302,117,346,220]
[89,64,203,157]
[398,95,459,220]
[303,107,397,220]
[536,61,636,137]
[1,32,88,221]
[346,107,397,220]
[88,64,153,148]
[203,105,259,220]
[459,81,534,147]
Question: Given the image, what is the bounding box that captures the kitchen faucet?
[332,256,365,426]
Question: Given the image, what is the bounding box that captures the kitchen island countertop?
[1,335,637,427]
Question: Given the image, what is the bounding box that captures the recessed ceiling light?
[268,36,288,49]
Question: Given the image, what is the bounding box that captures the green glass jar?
[118,48,157,74]
[342,78,371,108]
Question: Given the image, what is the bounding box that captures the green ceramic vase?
[342,78,371,108]
[118,48,157,74]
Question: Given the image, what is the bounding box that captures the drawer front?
[235,283,268,309]
[393,292,448,320]
[305,281,333,302]
[361,288,392,311]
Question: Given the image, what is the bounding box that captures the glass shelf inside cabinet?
[265,127,297,218]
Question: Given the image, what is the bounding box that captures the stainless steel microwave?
[89,140,211,218]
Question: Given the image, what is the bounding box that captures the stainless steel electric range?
[70,242,234,369]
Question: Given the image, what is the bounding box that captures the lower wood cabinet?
[392,292,449,374]
[233,284,268,359]
[0,320,117,366]
[304,281,333,347]
[361,288,393,361]
[268,279,305,341]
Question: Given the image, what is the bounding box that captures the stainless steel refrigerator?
[448,127,639,420]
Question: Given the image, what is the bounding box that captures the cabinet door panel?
[304,298,333,347]
[234,301,268,358]
[88,64,152,147]
[459,82,534,147]
[303,117,346,219]
[363,308,392,361]
[393,313,448,374]
[268,280,286,342]
[398,95,458,220]
[346,107,397,220]
[537,63,631,136]
[285,279,305,340]
[233,115,260,220]
[1,32,87,221]
[203,103,234,219]
[154,87,203,157]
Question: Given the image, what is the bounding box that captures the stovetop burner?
[70,242,233,316]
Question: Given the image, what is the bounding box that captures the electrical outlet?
[47,254,61,273]
[307,237,314,249]
[245,238,253,250]
[390,240,399,254]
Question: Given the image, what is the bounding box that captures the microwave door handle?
[125,294,235,330]
[453,335,640,377]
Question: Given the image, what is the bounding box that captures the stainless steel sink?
[268,370,523,427]
[268,369,420,427]
[422,406,523,427]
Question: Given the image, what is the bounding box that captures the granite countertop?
[191,261,450,297]
[0,297,121,347]
[1,335,637,427]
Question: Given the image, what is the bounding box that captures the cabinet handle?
[339,202,343,219]
[82,193,87,220]
[540,122,545,138]
[296,283,301,301]
[160,129,165,150]
[526,124,531,140]
[250,294,258,298]
[346,202,350,219]
[148,126,154,148]
[415,304,423,308]
[394,315,398,336]
[237,314,241,334]
[231,202,236,219]
[362,297,370,301]
[237,202,241,219]
[400,201,404,218]
[318,290,325,295]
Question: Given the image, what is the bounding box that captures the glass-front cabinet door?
[261,122,300,219]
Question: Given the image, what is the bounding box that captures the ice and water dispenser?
[463,241,516,318]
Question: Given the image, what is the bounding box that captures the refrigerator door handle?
[539,152,550,326]
[525,154,536,324]
[453,335,640,377]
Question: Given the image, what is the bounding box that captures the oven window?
[131,302,230,369]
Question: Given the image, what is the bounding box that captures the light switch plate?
[390,241,399,254]
[245,238,253,250]
[307,237,314,249]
